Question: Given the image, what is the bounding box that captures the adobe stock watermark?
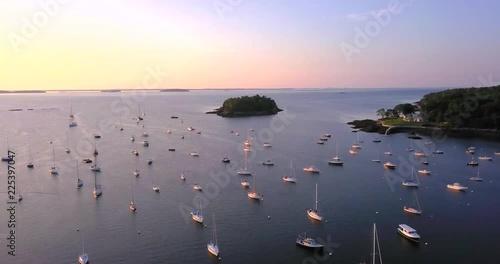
[212,0,244,20]
[302,235,340,264]
[339,0,416,64]
[7,0,72,54]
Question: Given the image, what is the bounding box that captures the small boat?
[296,232,323,248]
[82,159,92,164]
[414,151,426,157]
[235,132,240,136]
[383,162,396,169]
[383,151,392,156]
[470,166,483,181]
[142,141,149,147]
[424,141,433,145]
[134,169,140,177]
[166,130,172,134]
[147,158,153,165]
[191,198,204,223]
[447,182,468,191]
[90,164,101,172]
[433,150,444,154]
[328,143,344,166]
[397,224,420,243]
[193,183,202,191]
[349,149,357,155]
[283,160,298,183]
[418,169,431,175]
[196,131,201,134]
[478,156,492,161]
[76,162,83,189]
[207,213,219,257]
[131,150,139,156]
[307,183,322,221]
[168,148,175,151]
[152,185,160,192]
[190,152,199,157]
[187,127,195,131]
[402,167,419,187]
[170,116,178,119]
[1,156,12,162]
[142,131,148,137]
[130,135,135,141]
[372,138,381,143]
[352,143,361,149]
[316,140,324,145]
[262,160,274,166]
[324,133,331,138]
[181,135,184,139]
[94,134,101,139]
[466,147,475,154]
[222,157,230,163]
[303,166,320,173]
[319,137,328,142]
[49,146,59,175]
[241,180,250,188]
[129,201,136,212]
[403,190,422,215]
[495,152,500,156]
[467,159,479,166]
[78,232,89,264]
[263,142,272,148]
[180,173,186,181]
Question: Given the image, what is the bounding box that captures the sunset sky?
[1,0,499,90]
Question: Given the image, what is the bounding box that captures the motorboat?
[352,143,361,149]
[324,133,331,138]
[303,166,320,173]
[142,141,149,147]
[372,138,381,143]
[190,152,199,157]
[153,186,160,192]
[187,127,195,131]
[383,162,396,169]
[241,180,250,188]
[134,169,140,177]
[478,156,492,161]
[142,132,148,137]
[262,160,274,166]
[168,148,176,151]
[193,184,202,191]
[147,158,153,165]
[418,169,431,175]
[180,173,186,181]
[82,159,92,164]
[447,182,468,191]
[263,142,272,148]
[130,135,135,141]
[433,150,444,154]
[397,224,420,242]
[296,233,323,248]
[349,149,357,155]
[131,150,139,156]
[222,157,230,163]
[316,140,325,145]
[414,151,426,157]
[90,165,101,172]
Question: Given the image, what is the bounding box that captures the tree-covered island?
[349,85,500,138]
[206,94,283,117]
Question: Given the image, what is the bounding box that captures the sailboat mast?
[315,183,318,211]
[76,161,79,180]
[81,232,85,254]
[213,213,217,245]
[52,146,56,167]
[372,223,376,264]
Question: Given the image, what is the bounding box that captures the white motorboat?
[147,158,153,165]
[241,180,250,188]
[187,127,195,131]
[307,183,322,221]
[324,133,331,138]
[447,182,468,191]
[180,173,186,181]
[397,224,420,242]
[222,157,230,163]
[383,162,396,169]
[191,198,204,223]
[418,169,431,175]
[349,149,357,155]
[134,169,140,177]
[296,233,323,248]
[433,150,444,154]
[207,213,219,257]
[414,151,426,157]
[262,160,274,166]
[303,166,320,173]
[130,135,135,141]
[193,183,202,191]
[316,140,325,145]
[263,142,272,148]
[152,185,160,192]
[190,152,199,157]
[478,156,492,161]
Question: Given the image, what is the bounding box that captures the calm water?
[1,89,499,263]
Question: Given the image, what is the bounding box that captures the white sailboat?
[406,139,414,152]
[470,166,483,181]
[130,173,137,212]
[247,174,263,200]
[69,102,77,127]
[65,131,71,153]
[383,144,392,156]
[283,160,298,183]
[237,151,251,175]
[191,198,204,224]
[93,156,102,198]
[328,142,344,166]
[49,146,59,175]
[402,167,420,187]
[296,232,323,248]
[26,147,34,168]
[352,131,362,149]
[372,146,381,163]
[152,170,160,192]
[403,190,422,215]
[17,175,23,202]
[78,231,89,264]
[76,161,83,189]
[180,172,186,181]
[307,183,322,221]
[207,213,220,257]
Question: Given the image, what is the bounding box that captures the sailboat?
[372,146,381,163]
[26,147,34,168]
[17,176,23,201]
[136,103,144,122]
[93,157,102,198]
[470,166,483,181]
[65,131,71,153]
[90,150,101,172]
[69,102,77,127]
[92,137,98,156]
[49,146,59,174]
[129,172,137,212]
[406,139,414,152]
[191,198,204,224]
[76,161,83,188]
[247,174,263,200]
[237,151,251,175]
[207,213,220,257]
[352,131,362,149]
[180,172,186,181]
[307,183,322,221]
[328,142,344,166]
[283,160,298,183]
[369,223,383,264]
[467,156,479,166]
[384,144,392,155]
[119,117,124,131]
[402,167,420,187]
[152,170,160,192]
[403,190,422,215]
[78,231,89,264]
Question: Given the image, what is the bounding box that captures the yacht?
[262,160,274,166]
[90,164,101,172]
[129,201,136,212]
[307,183,322,221]
[191,198,204,223]
[402,168,419,187]
[403,206,422,215]
[296,233,323,248]
[222,157,230,163]
[328,143,344,166]
[237,152,251,175]
[193,184,202,191]
[283,161,298,183]
[352,143,361,149]
[49,146,59,174]
[417,169,431,175]
[241,180,250,188]
[397,224,420,242]
[303,166,320,173]
[78,232,89,264]
[247,190,263,200]
[447,182,468,191]
[76,162,83,189]
[207,213,219,257]
[383,162,396,169]
[478,156,492,161]
[93,169,102,198]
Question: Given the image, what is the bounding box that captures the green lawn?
[382,118,424,127]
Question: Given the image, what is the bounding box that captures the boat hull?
[307,209,323,221]
[397,228,420,243]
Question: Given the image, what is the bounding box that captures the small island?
[349,85,500,139]
[206,94,283,117]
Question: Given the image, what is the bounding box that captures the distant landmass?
[0,90,46,94]
[159,89,189,92]
[206,94,283,117]
[101,89,121,92]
